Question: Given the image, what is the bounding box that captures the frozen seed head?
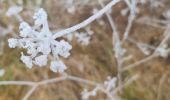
[8,8,72,73]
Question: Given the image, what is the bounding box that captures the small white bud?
[50,60,67,73]
[8,38,18,48]
[34,55,47,67]
[20,52,33,69]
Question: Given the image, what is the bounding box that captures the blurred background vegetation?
[0,0,170,100]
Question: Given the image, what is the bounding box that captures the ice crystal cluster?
[65,27,94,46]
[81,77,117,100]
[8,8,72,73]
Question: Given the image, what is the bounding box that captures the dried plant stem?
[0,74,99,99]
[98,0,123,89]
[122,0,136,42]
[122,53,157,71]
[52,0,120,38]
[122,25,170,71]
[112,74,139,94]
[23,85,37,100]
[157,73,167,100]
[0,81,35,86]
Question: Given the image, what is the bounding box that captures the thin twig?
[98,0,123,88]
[157,73,167,100]
[0,81,35,86]
[52,0,120,38]
[122,0,136,41]
[122,53,157,71]
[37,76,67,85]
[67,75,98,86]
[113,74,139,94]
[23,85,37,100]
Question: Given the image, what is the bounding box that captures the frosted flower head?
[6,6,22,16]
[18,39,34,49]
[75,32,91,46]
[37,41,51,55]
[8,8,72,73]
[50,60,67,73]
[33,8,47,26]
[64,30,93,45]
[8,38,18,48]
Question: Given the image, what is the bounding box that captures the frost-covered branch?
[0,81,35,86]
[122,0,137,41]
[122,28,170,71]
[23,85,37,100]
[52,0,120,38]
[98,0,124,89]
[0,74,98,99]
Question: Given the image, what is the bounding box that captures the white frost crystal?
[51,40,72,58]
[58,40,72,58]
[20,52,32,69]
[50,60,67,73]
[156,48,169,58]
[34,55,47,67]
[75,32,91,46]
[8,8,72,73]
[19,22,32,37]
[8,38,18,48]
[104,77,117,91]
[33,8,47,26]
[64,27,94,46]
